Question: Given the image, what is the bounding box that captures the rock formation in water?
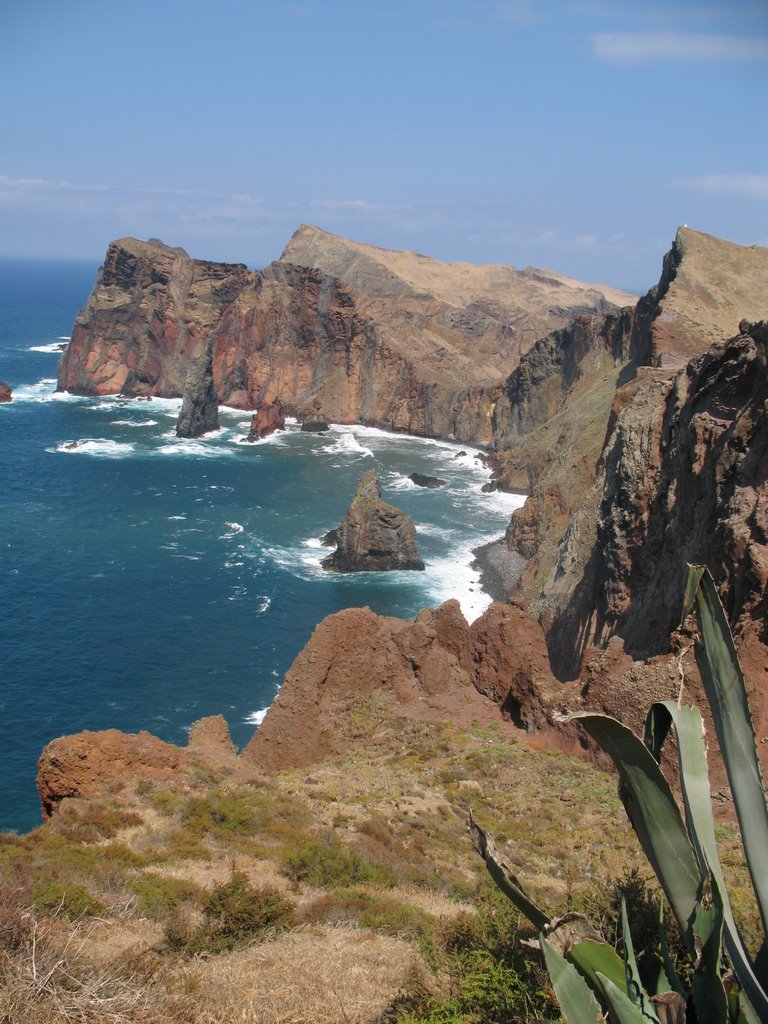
[176,342,219,437]
[246,398,285,441]
[0,381,12,402]
[409,473,446,488]
[322,469,425,572]
[57,227,634,442]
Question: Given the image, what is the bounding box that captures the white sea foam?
[156,438,236,458]
[49,438,136,458]
[29,341,68,354]
[10,378,58,402]
[243,708,269,726]
[322,425,375,459]
[110,418,159,427]
[167,515,187,521]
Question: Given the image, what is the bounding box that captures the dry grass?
[174,924,423,1024]
[5,692,758,1023]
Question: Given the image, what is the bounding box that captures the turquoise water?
[0,258,523,833]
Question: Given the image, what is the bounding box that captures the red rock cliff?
[58,228,634,443]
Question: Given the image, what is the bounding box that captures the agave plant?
[469,565,768,1023]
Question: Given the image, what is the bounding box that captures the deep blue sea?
[0,257,524,833]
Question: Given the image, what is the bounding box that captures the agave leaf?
[568,711,701,953]
[689,873,729,1024]
[682,565,768,948]
[467,812,549,930]
[597,972,661,1023]
[621,896,657,1016]
[648,701,768,1019]
[541,936,605,1024]
[658,895,686,998]
[567,937,629,996]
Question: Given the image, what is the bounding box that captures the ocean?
[0,257,524,834]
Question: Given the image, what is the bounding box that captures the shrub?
[170,870,296,953]
[282,835,391,888]
[132,873,201,920]
[31,881,105,920]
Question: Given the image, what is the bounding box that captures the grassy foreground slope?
[2,697,756,1024]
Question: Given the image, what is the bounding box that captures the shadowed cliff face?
[523,323,768,681]
[57,228,635,442]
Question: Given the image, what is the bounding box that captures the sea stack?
[322,469,425,572]
[176,343,219,438]
[246,398,285,441]
[0,381,12,403]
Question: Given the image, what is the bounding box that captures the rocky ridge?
[57,227,635,442]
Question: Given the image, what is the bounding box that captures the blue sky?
[1,1,766,291]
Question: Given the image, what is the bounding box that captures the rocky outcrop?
[37,715,238,818]
[176,342,219,437]
[0,381,12,402]
[246,398,285,441]
[300,419,329,432]
[495,231,768,677]
[409,473,446,488]
[240,599,576,773]
[57,228,635,443]
[322,470,425,572]
[58,237,250,397]
[547,321,768,677]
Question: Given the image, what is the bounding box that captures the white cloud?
[673,173,768,199]
[592,31,768,63]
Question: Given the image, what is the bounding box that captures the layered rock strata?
[322,469,425,572]
[57,228,635,442]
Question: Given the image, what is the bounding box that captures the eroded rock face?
[57,228,634,443]
[322,469,425,572]
[0,381,12,402]
[246,398,285,441]
[539,323,768,681]
[240,600,577,773]
[37,715,238,818]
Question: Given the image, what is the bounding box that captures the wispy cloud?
[592,31,768,63]
[673,173,768,199]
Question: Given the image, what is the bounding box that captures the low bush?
[282,834,392,888]
[31,880,105,920]
[303,888,435,941]
[167,870,296,953]
[132,872,201,920]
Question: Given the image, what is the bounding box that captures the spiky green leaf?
[648,701,767,1019]
[541,937,605,1024]
[467,812,549,930]
[689,873,729,1024]
[683,565,768,950]
[568,711,701,953]
[597,973,660,1023]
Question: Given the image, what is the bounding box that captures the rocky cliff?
[322,469,425,572]
[57,227,635,442]
[494,230,768,691]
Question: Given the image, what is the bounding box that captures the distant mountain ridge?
[57,226,636,442]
